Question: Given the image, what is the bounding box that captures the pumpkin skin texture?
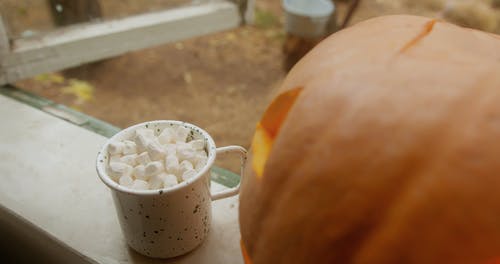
[239,15,500,264]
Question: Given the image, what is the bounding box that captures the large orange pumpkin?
[239,15,500,264]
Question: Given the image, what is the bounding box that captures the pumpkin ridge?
[251,96,352,262]
[248,72,386,260]
[308,94,484,263]
[353,76,500,264]
[272,124,448,263]
[250,146,310,260]
[241,87,306,259]
[251,59,493,263]
[248,90,339,261]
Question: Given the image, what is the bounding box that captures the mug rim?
[96,120,216,196]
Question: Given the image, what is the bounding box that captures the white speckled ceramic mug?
[96,120,246,258]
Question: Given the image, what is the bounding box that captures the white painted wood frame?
[0,1,245,85]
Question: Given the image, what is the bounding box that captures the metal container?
[283,0,335,38]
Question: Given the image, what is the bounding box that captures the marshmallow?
[108,141,124,155]
[109,162,133,179]
[109,124,210,188]
[193,158,208,165]
[174,142,189,151]
[136,128,155,138]
[158,127,175,144]
[122,140,137,155]
[119,175,133,187]
[179,160,194,174]
[196,150,208,158]
[175,126,190,142]
[135,152,151,165]
[160,173,178,188]
[189,139,205,150]
[131,179,149,190]
[120,154,137,166]
[192,150,207,165]
[145,161,164,177]
[163,144,177,156]
[177,145,196,161]
[148,174,164,190]
[195,160,206,172]
[165,154,179,175]
[110,154,122,163]
[135,134,152,153]
[133,165,148,180]
[182,169,197,181]
[146,140,166,160]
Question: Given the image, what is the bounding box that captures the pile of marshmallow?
[106,125,207,190]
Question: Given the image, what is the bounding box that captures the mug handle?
[210,146,247,201]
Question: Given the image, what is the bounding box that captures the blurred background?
[1,0,499,151]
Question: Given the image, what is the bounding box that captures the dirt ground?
[13,1,289,151]
[7,0,500,153]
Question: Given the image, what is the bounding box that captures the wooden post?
[0,15,10,84]
[340,0,361,29]
[230,0,254,24]
[47,0,102,26]
[47,0,104,76]
[0,16,9,59]
[244,0,255,25]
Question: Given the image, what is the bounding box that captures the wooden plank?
[0,2,240,84]
[244,0,255,24]
[48,0,102,26]
[0,16,10,84]
[0,16,8,57]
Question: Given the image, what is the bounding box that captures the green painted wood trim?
[0,84,240,188]
[211,166,241,188]
[0,84,120,138]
